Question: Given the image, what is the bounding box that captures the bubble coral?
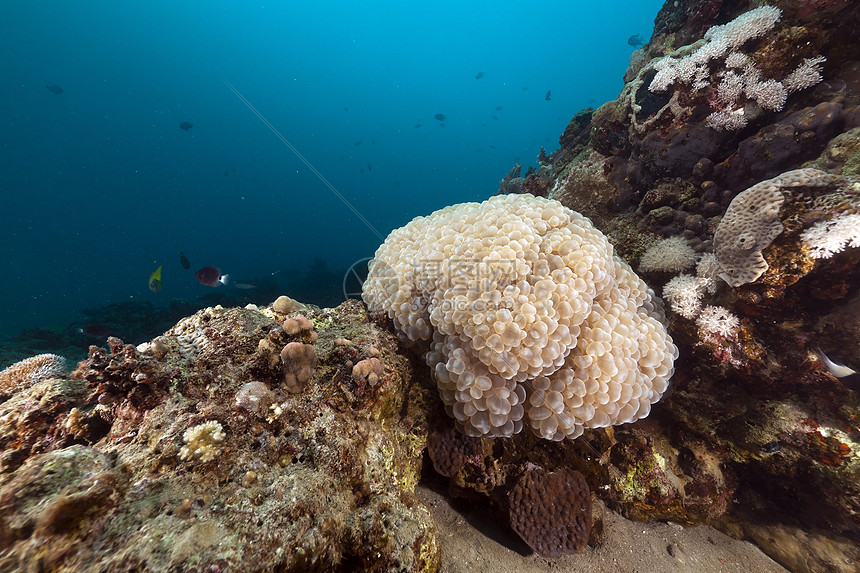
[363,194,677,439]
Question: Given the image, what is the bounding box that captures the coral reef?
[0,301,438,572]
[3,2,860,571]
[475,0,860,568]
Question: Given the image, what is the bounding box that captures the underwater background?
[2,2,859,570]
[0,0,660,358]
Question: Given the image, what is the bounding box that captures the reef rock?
[478,0,860,570]
[0,301,438,572]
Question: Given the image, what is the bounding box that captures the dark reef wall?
[491,1,860,570]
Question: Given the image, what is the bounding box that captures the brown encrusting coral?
[426,426,484,479]
[508,466,592,557]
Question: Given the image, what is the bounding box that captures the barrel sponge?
[362,194,678,439]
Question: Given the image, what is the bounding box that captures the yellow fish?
[148,265,163,293]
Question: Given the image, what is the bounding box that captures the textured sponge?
[363,194,677,439]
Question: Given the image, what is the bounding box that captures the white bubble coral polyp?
[363,194,678,440]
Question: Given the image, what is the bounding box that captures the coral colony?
[362,194,677,440]
[2,3,860,571]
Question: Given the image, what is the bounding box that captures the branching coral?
[649,6,784,93]
[0,354,67,396]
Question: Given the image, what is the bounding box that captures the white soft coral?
[696,305,740,338]
[662,274,705,319]
[801,213,860,259]
[639,236,698,273]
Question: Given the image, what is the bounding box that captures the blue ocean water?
[0,1,660,344]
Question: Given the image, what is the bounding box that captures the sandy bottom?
[416,484,788,573]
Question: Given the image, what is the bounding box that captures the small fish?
[628,34,644,47]
[475,71,484,80]
[46,84,63,95]
[179,251,190,269]
[495,106,502,111]
[179,121,193,131]
[344,106,349,112]
[491,115,499,120]
[434,113,446,122]
[367,162,372,172]
[760,441,781,453]
[414,123,421,128]
[815,349,856,378]
[78,323,114,338]
[195,266,229,287]
[545,90,551,101]
[355,141,362,146]
[148,265,163,293]
[521,87,528,91]
[233,281,258,290]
